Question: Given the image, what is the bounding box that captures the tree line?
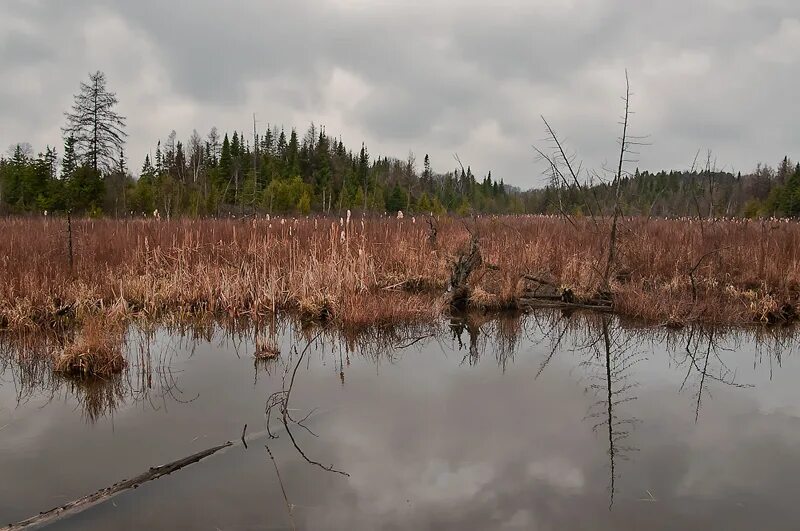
[0,71,519,217]
[1,71,798,218]
[523,157,800,218]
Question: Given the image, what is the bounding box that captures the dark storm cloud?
[1,0,799,186]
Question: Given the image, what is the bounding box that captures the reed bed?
[0,215,799,342]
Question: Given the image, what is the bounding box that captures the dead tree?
[448,231,482,311]
[602,70,634,294]
[533,71,644,301]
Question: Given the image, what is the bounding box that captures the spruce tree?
[61,135,78,180]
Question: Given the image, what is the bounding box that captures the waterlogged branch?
[265,444,297,531]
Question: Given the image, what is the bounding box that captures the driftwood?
[520,274,613,312]
[2,441,233,530]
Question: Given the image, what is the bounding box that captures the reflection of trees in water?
[446,310,647,508]
[670,326,752,422]
[529,313,800,508]
[529,312,656,508]
[750,326,800,381]
[449,311,524,370]
[587,315,644,509]
[549,314,645,509]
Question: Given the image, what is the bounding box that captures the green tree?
[386,183,405,213]
[297,190,312,215]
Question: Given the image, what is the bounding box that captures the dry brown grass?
[1,215,799,334]
[54,316,126,377]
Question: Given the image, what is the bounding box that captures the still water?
[1,313,799,530]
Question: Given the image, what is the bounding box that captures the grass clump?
[54,317,126,377]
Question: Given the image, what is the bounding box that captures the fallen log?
[2,441,233,530]
[519,297,614,312]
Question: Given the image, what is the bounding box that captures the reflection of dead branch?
[675,326,753,422]
[265,333,349,477]
[535,318,570,380]
[265,444,297,531]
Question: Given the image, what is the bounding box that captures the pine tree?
[387,183,405,213]
[155,141,164,174]
[141,155,155,181]
[358,143,369,210]
[61,135,78,180]
[218,133,232,199]
[286,129,300,178]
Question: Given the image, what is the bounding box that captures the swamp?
[2,215,800,530]
[3,19,800,526]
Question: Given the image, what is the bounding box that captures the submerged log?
[2,441,233,530]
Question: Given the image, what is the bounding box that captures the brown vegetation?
[0,215,799,342]
[54,316,126,377]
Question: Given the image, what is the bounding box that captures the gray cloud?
[1,0,799,187]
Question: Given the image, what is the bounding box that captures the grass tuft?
[54,317,126,377]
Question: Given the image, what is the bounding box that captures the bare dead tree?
[533,71,645,299]
[603,73,630,290]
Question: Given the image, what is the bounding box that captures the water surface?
[1,313,799,530]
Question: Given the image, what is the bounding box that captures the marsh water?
[2,312,800,530]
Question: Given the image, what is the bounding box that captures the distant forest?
[1,71,799,218]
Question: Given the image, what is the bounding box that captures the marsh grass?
[54,316,126,377]
[1,215,799,340]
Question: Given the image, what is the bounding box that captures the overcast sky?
[1,0,799,188]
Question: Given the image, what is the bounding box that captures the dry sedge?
[1,216,800,338]
[54,317,126,377]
